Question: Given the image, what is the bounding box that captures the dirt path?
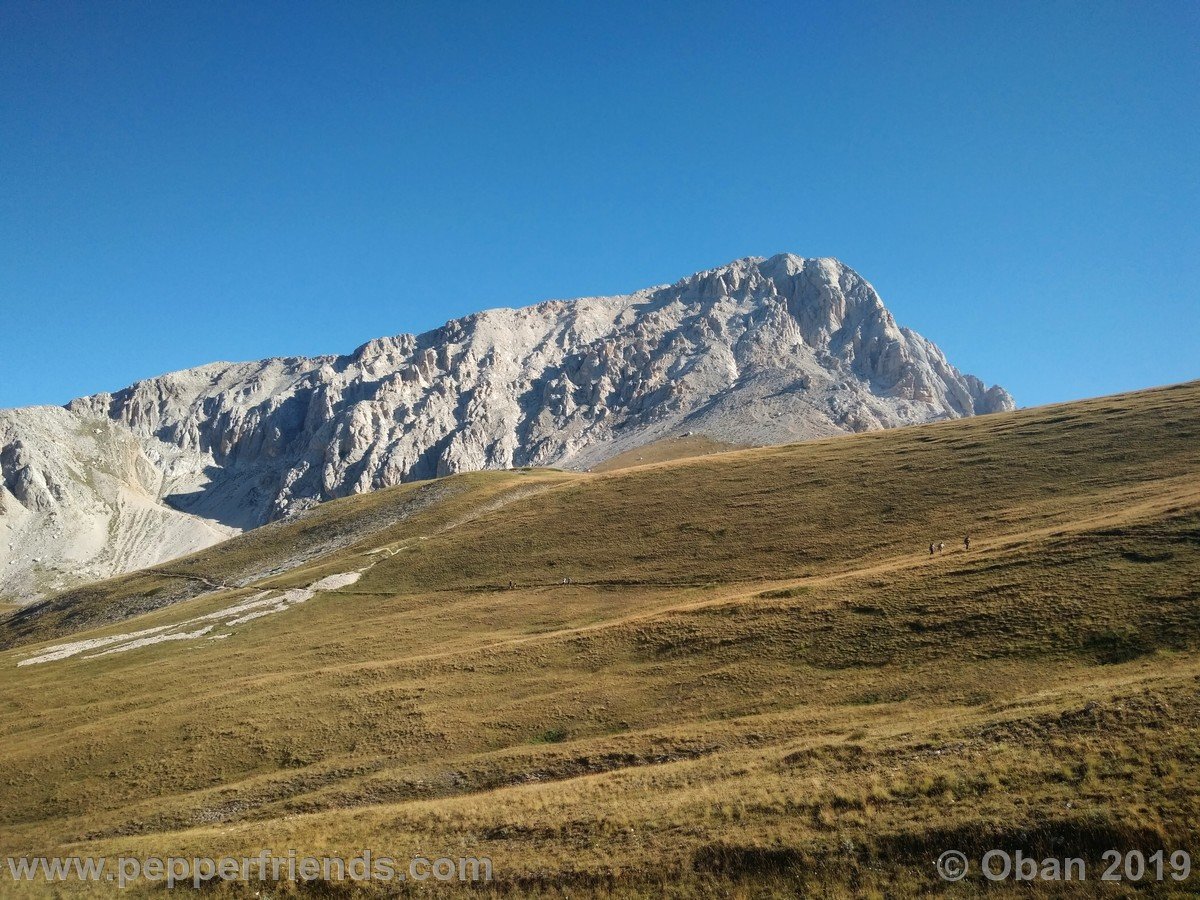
[143,569,227,590]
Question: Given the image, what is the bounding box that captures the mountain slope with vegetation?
[0,381,1196,897]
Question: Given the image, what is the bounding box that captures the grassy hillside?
[0,468,572,648]
[1,381,1198,897]
[589,434,745,472]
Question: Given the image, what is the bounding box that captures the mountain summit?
[0,254,1012,601]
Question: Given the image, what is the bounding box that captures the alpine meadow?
[1,379,1197,896]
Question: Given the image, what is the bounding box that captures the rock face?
[0,255,1013,602]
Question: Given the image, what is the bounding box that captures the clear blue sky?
[1,0,1197,410]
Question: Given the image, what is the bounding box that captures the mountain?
[0,254,1012,603]
[1,382,1196,896]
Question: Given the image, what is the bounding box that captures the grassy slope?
[0,382,1198,897]
[589,434,745,472]
[0,468,572,648]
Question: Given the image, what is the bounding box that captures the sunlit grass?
[0,381,1197,896]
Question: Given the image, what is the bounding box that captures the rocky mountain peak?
[0,255,1013,603]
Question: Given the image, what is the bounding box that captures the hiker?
[929,543,935,556]
[938,542,945,553]
[508,580,514,590]
[964,534,970,550]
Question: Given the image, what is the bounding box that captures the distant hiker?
[938,542,945,553]
[929,543,935,556]
[964,534,971,550]
[508,580,514,590]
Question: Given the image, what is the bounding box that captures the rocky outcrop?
[0,254,1012,602]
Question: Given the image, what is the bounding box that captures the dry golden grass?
[0,381,1198,897]
[590,434,745,472]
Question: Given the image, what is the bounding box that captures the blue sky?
[1,0,1196,409]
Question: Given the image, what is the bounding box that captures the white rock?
[0,255,1011,602]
